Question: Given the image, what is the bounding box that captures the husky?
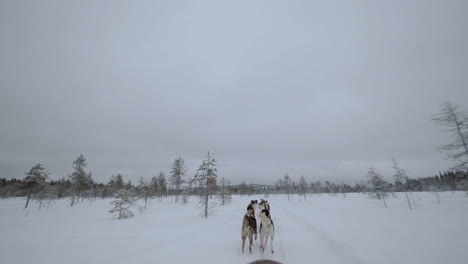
[247,200,258,213]
[259,209,274,254]
[259,199,270,213]
[241,208,257,253]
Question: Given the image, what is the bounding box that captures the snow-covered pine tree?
[366,167,389,208]
[392,158,414,210]
[170,157,187,203]
[23,163,50,209]
[192,151,218,218]
[109,189,134,219]
[69,154,92,206]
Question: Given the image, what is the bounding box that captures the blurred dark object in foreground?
[248,260,282,264]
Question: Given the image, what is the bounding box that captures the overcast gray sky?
[1,0,467,185]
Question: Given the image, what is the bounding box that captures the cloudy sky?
[1,0,467,185]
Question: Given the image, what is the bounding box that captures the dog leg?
[271,237,274,254]
[242,238,245,253]
[261,234,266,253]
[259,232,263,251]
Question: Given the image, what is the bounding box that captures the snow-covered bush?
[109,189,134,219]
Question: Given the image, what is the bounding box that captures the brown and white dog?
[259,209,274,254]
[241,208,257,253]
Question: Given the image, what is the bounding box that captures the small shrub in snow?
[109,189,134,219]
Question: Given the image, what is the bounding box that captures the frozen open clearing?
[1,192,467,264]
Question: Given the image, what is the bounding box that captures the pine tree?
[170,157,187,203]
[109,189,134,219]
[192,151,218,218]
[114,174,124,191]
[24,163,50,209]
[367,167,388,208]
[125,180,133,191]
[106,174,124,195]
[69,154,92,206]
[157,172,167,199]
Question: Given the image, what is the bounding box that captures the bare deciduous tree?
[433,101,468,170]
[392,158,413,210]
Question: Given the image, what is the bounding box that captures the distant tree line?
[214,170,468,198]
[2,168,467,200]
[0,152,233,213]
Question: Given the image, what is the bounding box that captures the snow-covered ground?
[1,192,467,264]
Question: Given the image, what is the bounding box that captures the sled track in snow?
[274,225,289,263]
[278,204,367,264]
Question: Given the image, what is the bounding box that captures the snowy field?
[1,192,468,264]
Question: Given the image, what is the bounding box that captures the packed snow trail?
[264,197,360,264]
[275,200,366,264]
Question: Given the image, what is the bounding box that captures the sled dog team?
[242,199,275,254]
